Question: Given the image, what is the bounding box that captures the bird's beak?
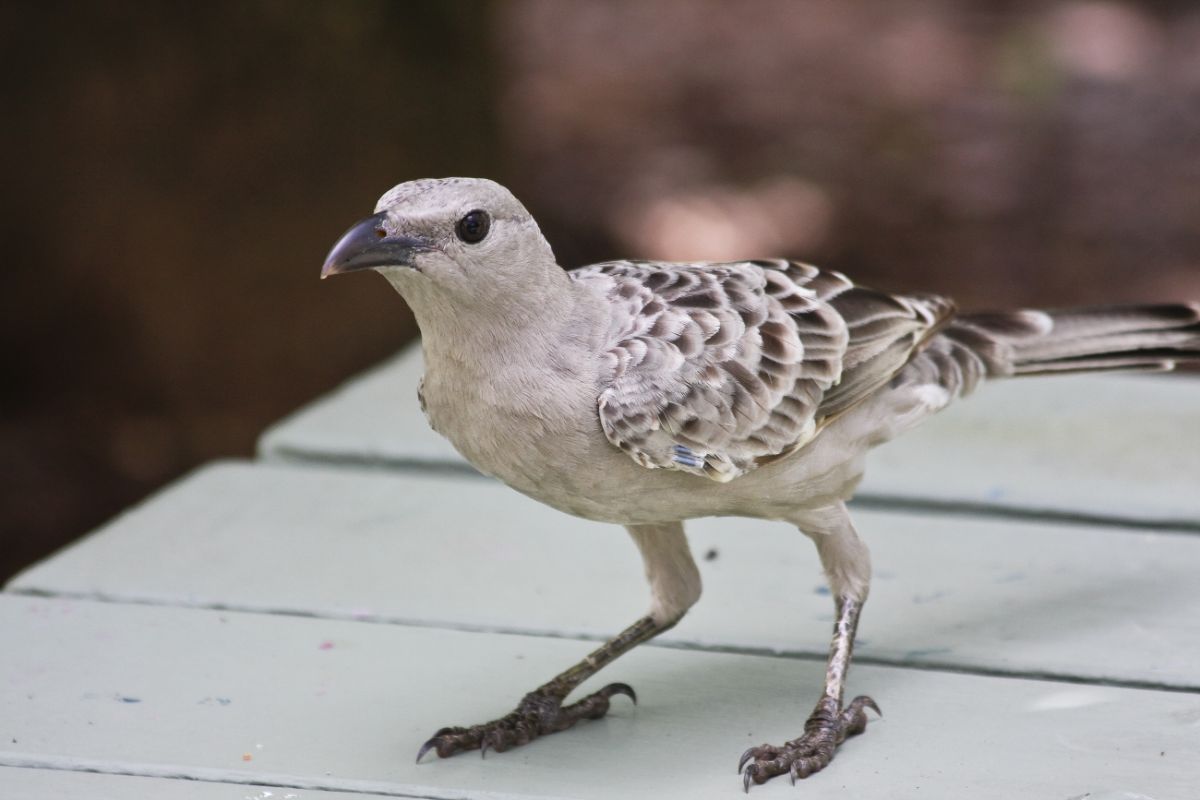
[320,212,432,279]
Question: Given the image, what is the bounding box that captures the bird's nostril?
[374,228,387,239]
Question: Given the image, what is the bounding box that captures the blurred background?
[3,0,1199,582]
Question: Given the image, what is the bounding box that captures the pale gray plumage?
[321,177,1200,789]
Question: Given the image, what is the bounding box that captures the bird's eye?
[455,209,491,244]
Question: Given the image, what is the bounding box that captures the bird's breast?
[418,361,605,494]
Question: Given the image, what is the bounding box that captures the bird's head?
[320,178,558,305]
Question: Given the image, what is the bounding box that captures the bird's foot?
[415,682,637,761]
[738,695,879,790]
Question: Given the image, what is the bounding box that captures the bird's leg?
[417,521,700,761]
[740,504,879,789]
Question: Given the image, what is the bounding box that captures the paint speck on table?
[318,640,334,650]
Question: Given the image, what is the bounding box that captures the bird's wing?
[574,260,953,482]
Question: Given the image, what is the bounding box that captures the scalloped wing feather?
[575,260,952,482]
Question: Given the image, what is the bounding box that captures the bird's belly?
[442,417,864,525]
[423,384,872,526]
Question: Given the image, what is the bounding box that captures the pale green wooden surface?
[2,596,1197,800]
[0,767,408,800]
[6,342,1200,797]
[9,461,1200,690]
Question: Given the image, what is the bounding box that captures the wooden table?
[5,346,1199,798]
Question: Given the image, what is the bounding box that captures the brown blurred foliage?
[1,1,497,579]
[3,0,1198,581]
[500,0,1200,304]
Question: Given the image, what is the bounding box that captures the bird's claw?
[415,682,637,763]
[738,695,879,790]
[600,682,637,705]
[415,726,468,763]
[414,737,441,764]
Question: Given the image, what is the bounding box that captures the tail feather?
[960,303,1200,377]
[1013,354,1184,376]
[901,303,1200,402]
[1012,329,1200,366]
[1035,304,1200,338]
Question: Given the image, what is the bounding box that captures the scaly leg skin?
[741,505,879,789]
[416,616,658,760]
[416,522,701,762]
[739,596,879,789]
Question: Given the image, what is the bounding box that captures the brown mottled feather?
[575,260,950,481]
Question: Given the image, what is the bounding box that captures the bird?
[321,177,1200,790]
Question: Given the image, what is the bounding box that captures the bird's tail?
[953,304,1200,377]
[905,303,1200,401]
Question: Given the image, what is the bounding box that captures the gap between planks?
[6,586,1197,696]
[0,754,553,800]
[261,446,1200,536]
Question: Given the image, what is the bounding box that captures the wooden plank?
[10,461,1200,690]
[258,350,457,472]
[1,595,1196,799]
[258,346,1200,527]
[0,766,403,800]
